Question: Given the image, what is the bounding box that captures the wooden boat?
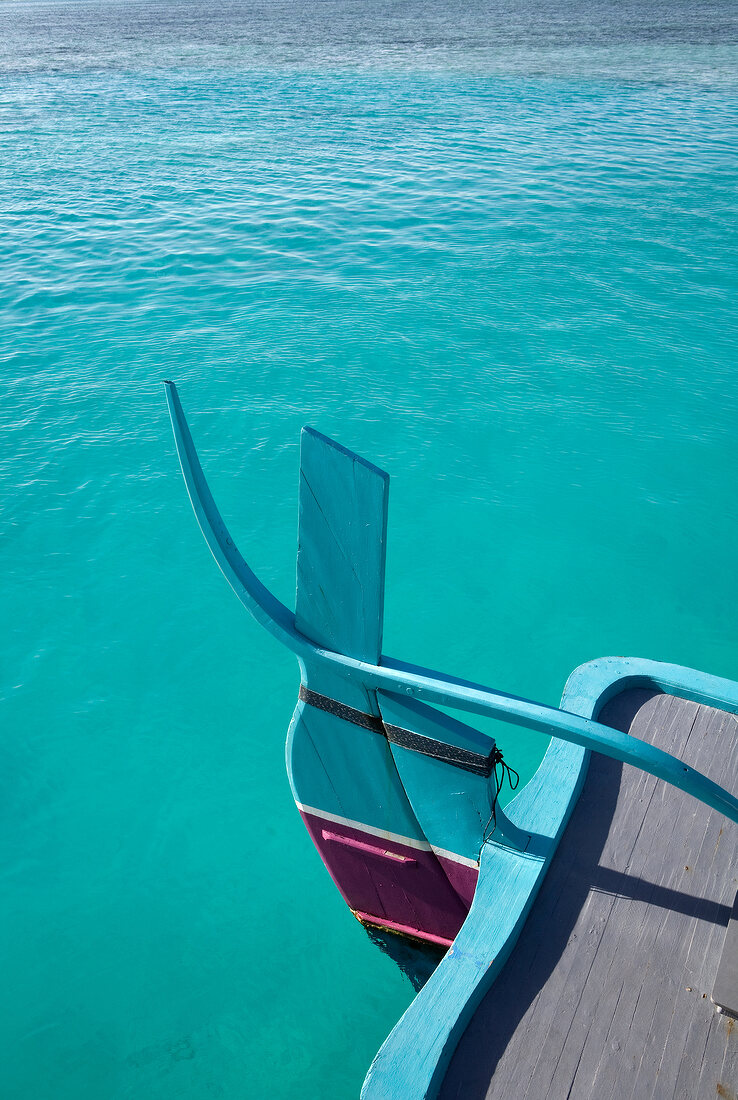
[165,381,738,1099]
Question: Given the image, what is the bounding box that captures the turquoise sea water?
[1,0,737,1095]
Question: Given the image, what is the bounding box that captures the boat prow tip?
[163,379,180,407]
[300,424,390,483]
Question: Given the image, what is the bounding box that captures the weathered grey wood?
[439,690,738,1100]
[713,894,738,1018]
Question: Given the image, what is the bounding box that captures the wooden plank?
[295,426,389,664]
[594,693,709,1100]
[493,702,677,1098]
[713,892,738,1018]
[624,701,738,1100]
[439,691,738,1100]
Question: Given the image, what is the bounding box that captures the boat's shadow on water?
[363,924,447,993]
[438,689,732,1099]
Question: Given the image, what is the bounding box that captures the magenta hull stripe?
[300,809,471,944]
[437,855,479,910]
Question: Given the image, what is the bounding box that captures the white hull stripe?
[295,802,479,870]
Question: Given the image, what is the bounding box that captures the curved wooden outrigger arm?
[165,380,738,829]
[165,381,302,652]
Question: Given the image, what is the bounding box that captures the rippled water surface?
[1,0,737,1096]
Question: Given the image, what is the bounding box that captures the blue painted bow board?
[165,382,738,1099]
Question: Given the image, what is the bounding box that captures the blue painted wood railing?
[165,381,738,830]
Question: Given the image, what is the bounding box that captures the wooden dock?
[440,689,738,1100]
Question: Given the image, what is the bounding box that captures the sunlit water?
[1,0,737,1095]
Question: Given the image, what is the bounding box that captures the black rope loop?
[483,746,520,842]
